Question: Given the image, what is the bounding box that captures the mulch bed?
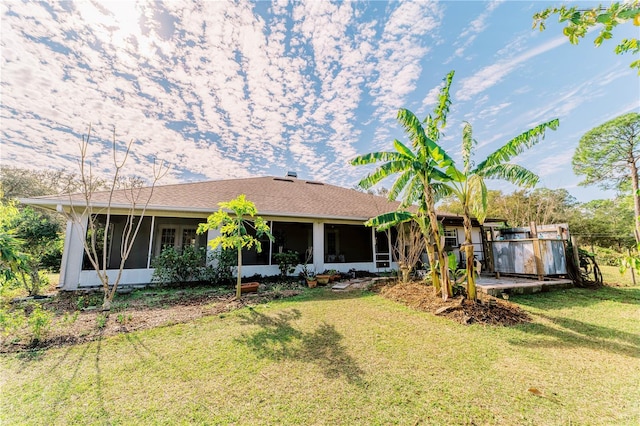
[2,282,531,354]
[379,281,531,326]
[1,289,301,353]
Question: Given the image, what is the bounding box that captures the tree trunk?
[630,158,640,244]
[236,247,242,299]
[462,205,476,300]
[424,186,451,300]
[424,239,440,292]
[101,297,111,312]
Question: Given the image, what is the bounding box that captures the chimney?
[286,171,297,178]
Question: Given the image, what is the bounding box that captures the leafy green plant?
[116,313,132,325]
[533,1,640,72]
[0,305,25,338]
[96,313,107,329]
[62,310,79,325]
[27,304,52,343]
[202,248,236,286]
[151,245,207,285]
[273,250,299,277]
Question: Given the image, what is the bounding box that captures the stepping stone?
[332,282,351,290]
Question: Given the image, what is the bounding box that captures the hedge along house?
[21,175,500,291]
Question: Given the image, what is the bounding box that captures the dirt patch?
[1,289,301,353]
[379,281,530,326]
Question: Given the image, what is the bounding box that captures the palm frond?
[351,151,405,166]
[365,211,415,231]
[461,122,474,174]
[475,118,559,172]
[388,170,413,201]
[430,166,456,183]
[430,70,455,136]
[432,182,454,201]
[400,176,424,210]
[481,163,540,188]
[468,175,488,224]
[393,139,416,159]
[358,160,411,189]
[397,108,428,150]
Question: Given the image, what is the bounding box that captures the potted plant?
[316,273,331,285]
[305,273,317,288]
[240,282,259,293]
[300,247,317,288]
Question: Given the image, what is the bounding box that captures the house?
[21,175,502,291]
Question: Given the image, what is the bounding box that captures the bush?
[202,248,236,286]
[0,305,25,338]
[273,250,299,276]
[152,246,237,286]
[593,246,626,267]
[151,246,208,285]
[27,303,52,343]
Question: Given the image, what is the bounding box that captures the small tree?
[64,125,169,311]
[197,195,273,299]
[393,221,426,283]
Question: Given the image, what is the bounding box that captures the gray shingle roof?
[25,176,405,221]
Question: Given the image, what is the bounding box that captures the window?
[444,229,458,248]
[324,224,373,263]
[156,226,199,255]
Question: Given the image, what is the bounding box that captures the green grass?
[600,264,637,287]
[2,287,639,425]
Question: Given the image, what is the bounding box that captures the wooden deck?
[476,274,574,297]
[330,275,574,297]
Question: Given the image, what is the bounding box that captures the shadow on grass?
[124,333,216,417]
[93,331,111,422]
[235,308,365,385]
[512,286,640,310]
[510,314,640,359]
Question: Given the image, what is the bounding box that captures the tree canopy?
[573,112,640,241]
[533,1,640,73]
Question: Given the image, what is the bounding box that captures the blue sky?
[1,0,638,203]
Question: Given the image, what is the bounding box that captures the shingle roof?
[25,176,406,221]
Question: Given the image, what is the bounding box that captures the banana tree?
[446,118,560,300]
[352,71,457,299]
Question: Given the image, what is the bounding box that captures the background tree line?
[0,167,80,296]
[438,188,635,250]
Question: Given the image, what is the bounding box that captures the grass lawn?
[2,285,639,425]
[600,264,637,287]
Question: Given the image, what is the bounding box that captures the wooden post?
[628,248,637,286]
[571,236,583,286]
[530,221,544,281]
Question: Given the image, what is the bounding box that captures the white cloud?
[456,35,568,101]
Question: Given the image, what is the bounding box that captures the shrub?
[151,246,207,285]
[273,250,299,276]
[152,246,238,287]
[95,313,107,329]
[593,246,626,267]
[0,305,25,338]
[27,304,52,343]
[202,248,236,286]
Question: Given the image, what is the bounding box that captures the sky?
[1,0,638,203]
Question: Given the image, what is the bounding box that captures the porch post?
[146,216,155,269]
[313,221,324,274]
[59,214,88,291]
[371,227,377,271]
